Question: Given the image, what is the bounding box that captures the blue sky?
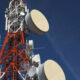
[0,0,80,80]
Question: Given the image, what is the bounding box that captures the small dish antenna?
[25,9,49,35]
[38,60,66,80]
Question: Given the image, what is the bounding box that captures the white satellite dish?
[38,60,66,80]
[25,9,49,35]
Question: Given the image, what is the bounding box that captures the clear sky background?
[0,0,80,80]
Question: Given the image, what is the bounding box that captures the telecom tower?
[0,0,66,80]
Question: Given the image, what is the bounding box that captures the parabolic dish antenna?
[25,9,49,35]
[44,60,66,80]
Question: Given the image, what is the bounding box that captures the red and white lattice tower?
[0,0,66,80]
[0,0,30,80]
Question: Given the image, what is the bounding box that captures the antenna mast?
[0,0,66,80]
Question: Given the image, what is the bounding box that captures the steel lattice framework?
[0,31,29,80]
[0,0,59,80]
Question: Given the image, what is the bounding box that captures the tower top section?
[5,0,28,33]
[5,0,49,35]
